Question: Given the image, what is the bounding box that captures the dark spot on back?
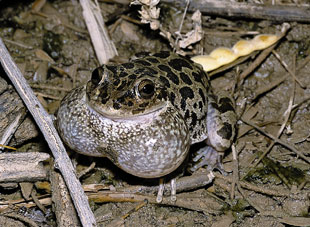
[116,80,127,91]
[113,78,120,86]
[113,102,121,110]
[146,57,160,63]
[170,92,175,106]
[210,101,218,110]
[158,64,179,85]
[190,112,197,127]
[106,65,118,74]
[218,97,235,112]
[179,86,194,100]
[119,71,128,77]
[134,68,145,74]
[180,72,192,85]
[168,58,193,71]
[192,71,203,84]
[192,132,197,140]
[158,89,168,100]
[160,76,170,88]
[127,101,133,106]
[134,67,158,77]
[181,99,186,111]
[122,62,135,69]
[135,52,150,58]
[199,101,203,110]
[184,109,190,119]
[101,99,108,105]
[139,102,148,108]
[153,51,170,59]
[199,88,206,104]
[145,67,159,75]
[129,74,137,80]
[135,60,152,66]
[217,122,233,140]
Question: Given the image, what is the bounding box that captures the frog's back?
[131,52,210,143]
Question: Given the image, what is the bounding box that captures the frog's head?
[86,62,169,119]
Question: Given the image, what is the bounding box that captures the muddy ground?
[0,0,310,226]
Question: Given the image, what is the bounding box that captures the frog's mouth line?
[97,106,165,123]
[87,101,167,124]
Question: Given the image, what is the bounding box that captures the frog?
[56,51,237,200]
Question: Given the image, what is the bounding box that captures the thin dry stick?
[106,200,148,227]
[31,189,47,214]
[2,213,38,227]
[80,0,118,64]
[252,54,310,100]
[0,111,26,149]
[30,84,71,92]
[272,50,304,88]
[237,184,262,213]
[250,56,296,169]
[3,38,33,49]
[241,118,310,164]
[161,0,310,22]
[214,172,290,197]
[174,0,191,49]
[0,38,97,227]
[34,92,62,100]
[230,144,238,199]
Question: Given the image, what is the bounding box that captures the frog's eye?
[137,79,155,99]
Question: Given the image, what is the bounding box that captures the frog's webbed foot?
[190,146,226,175]
[156,178,177,203]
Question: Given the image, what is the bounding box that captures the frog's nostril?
[91,67,104,85]
[91,66,111,86]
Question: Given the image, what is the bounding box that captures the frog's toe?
[190,146,226,175]
[156,178,177,203]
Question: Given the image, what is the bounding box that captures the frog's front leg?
[191,92,237,173]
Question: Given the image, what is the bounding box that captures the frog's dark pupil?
[142,84,154,95]
[138,80,155,99]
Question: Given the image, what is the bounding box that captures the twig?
[78,161,96,179]
[174,0,191,49]
[0,38,97,227]
[241,118,310,164]
[272,50,304,88]
[250,41,310,101]
[161,0,310,22]
[0,152,49,182]
[31,189,47,214]
[2,213,38,227]
[248,55,297,170]
[0,111,26,150]
[237,184,262,213]
[230,145,238,199]
[80,0,118,64]
[214,172,290,197]
[50,167,80,226]
[30,83,71,92]
[3,38,33,49]
[34,92,62,100]
[106,200,148,227]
